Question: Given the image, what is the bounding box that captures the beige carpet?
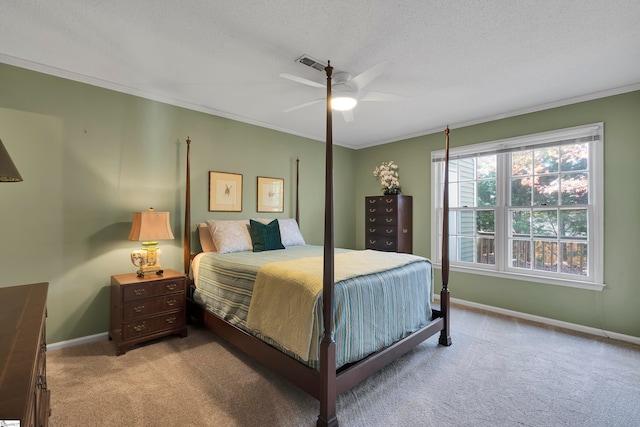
[47,305,640,426]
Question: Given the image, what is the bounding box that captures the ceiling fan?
[279,59,404,122]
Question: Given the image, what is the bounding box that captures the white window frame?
[431,123,605,291]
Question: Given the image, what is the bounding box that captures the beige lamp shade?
[0,138,23,182]
[128,209,175,242]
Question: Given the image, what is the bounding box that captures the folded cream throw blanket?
[246,250,425,361]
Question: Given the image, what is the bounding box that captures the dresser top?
[0,282,49,417]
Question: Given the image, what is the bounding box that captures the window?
[431,123,604,290]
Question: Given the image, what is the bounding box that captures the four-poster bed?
[183,62,451,427]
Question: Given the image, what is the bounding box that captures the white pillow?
[277,218,305,247]
[206,220,252,254]
[198,223,217,252]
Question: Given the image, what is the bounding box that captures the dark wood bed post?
[296,157,300,226]
[318,61,338,427]
[181,80,450,427]
[439,127,452,346]
[184,136,192,275]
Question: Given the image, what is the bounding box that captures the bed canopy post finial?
[183,136,191,275]
[439,126,452,346]
[317,60,338,427]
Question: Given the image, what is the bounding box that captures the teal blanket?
[193,245,433,369]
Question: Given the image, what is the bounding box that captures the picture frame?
[257,176,284,213]
[209,171,243,212]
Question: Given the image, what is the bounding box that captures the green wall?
[1,61,638,343]
[356,91,640,338]
[0,63,355,343]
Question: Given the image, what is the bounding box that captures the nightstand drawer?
[122,278,186,301]
[123,312,185,341]
[123,294,185,321]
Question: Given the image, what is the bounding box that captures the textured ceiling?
[1,1,639,149]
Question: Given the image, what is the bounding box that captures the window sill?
[433,263,605,291]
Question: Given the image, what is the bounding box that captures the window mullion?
[495,153,508,272]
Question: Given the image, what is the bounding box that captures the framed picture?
[209,171,243,212]
[257,176,284,213]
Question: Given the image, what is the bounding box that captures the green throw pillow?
[249,219,285,252]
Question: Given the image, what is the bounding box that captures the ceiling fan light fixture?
[331,96,358,111]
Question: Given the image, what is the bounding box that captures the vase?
[383,189,400,195]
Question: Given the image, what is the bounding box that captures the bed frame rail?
[192,305,445,401]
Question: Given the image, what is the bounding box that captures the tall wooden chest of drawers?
[0,282,50,427]
[109,269,187,355]
[365,195,413,253]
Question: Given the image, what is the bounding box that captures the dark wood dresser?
[365,195,413,253]
[0,282,50,427]
[109,269,187,355]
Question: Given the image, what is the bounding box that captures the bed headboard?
[182,137,302,274]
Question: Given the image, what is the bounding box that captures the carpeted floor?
[47,304,640,426]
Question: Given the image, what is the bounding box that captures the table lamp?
[0,138,23,182]
[128,208,175,277]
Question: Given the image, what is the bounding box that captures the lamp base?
[136,264,165,278]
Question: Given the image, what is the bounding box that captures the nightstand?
[109,269,188,355]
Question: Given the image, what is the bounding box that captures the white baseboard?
[437,296,640,346]
[48,332,109,352]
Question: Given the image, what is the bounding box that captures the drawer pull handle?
[369,218,376,223]
[386,198,394,203]
[369,208,376,213]
[134,305,145,313]
[369,240,376,244]
[134,288,145,296]
[385,218,393,223]
[368,199,376,203]
[166,317,177,324]
[386,229,393,234]
[403,228,409,233]
[386,241,394,246]
[368,228,376,233]
[133,324,146,332]
[166,283,177,291]
[166,299,176,307]
[386,208,394,213]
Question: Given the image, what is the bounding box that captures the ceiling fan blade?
[350,60,392,91]
[359,89,408,102]
[282,98,324,113]
[279,73,326,88]
[340,109,354,122]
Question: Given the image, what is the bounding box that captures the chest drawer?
[366,215,398,226]
[366,196,399,207]
[366,204,398,217]
[366,225,397,237]
[366,236,398,251]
